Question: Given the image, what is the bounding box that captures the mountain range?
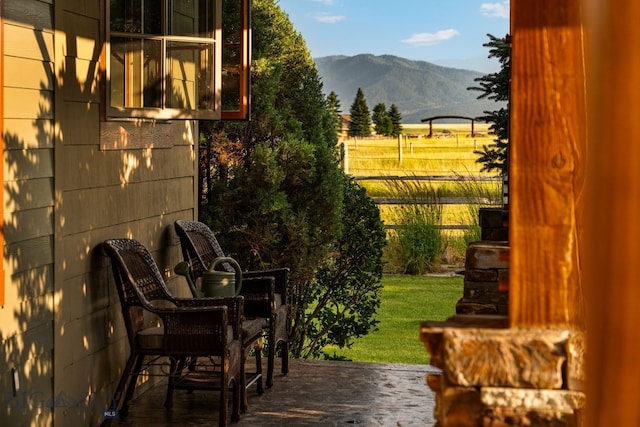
[314,54,503,124]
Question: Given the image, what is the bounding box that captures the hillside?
[314,54,503,124]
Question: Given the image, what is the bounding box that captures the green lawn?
[322,274,463,364]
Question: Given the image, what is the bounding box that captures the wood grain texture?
[585,0,640,424]
[509,0,586,328]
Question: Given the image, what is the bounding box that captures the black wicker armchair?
[174,220,290,388]
[101,238,259,426]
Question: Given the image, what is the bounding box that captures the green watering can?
[174,257,242,298]
[201,257,243,297]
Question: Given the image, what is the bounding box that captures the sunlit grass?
[344,129,495,177]
[322,274,463,364]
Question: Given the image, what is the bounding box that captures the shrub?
[292,176,386,358]
[383,179,443,274]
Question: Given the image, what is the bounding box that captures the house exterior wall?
[0,1,199,426]
[1,1,56,426]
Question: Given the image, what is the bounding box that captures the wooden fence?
[353,175,504,231]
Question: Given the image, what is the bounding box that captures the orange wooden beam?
[509,0,586,328]
[0,1,5,307]
[585,0,640,423]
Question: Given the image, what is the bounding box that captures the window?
[107,0,250,121]
[221,0,251,120]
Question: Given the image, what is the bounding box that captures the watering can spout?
[174,261,204,298]
[201,257,243,297]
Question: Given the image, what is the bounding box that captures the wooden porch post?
[584,1,640,423]
[509,0,586,328]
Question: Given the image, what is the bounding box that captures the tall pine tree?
[388,104,403,137]
[327,91,342,134]
[468,34,510,175]
[348,87,371,137]
[372,103,391,135]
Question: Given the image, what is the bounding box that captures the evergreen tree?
[388,104,403,137]
[372,103,392,136]
[468,34,510,175]
[327,91,342,134]
[348,87,371,137]
[199,0,384,360]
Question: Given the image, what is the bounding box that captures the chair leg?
[281,339,289,375]
[120,355,144,418]
[255,346,264,395]
[240,347,248,413]
[165,357,186,410]
[266,329,276,388]
[241,339,263,412]
[231,378,241,423]
[101,353,137,426]
[219,374,229,427]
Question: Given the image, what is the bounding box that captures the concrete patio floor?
[108,358,439,426]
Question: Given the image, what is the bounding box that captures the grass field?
[343,123,495,176]
[322,274,463,364]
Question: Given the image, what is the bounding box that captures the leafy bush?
[292,176,386,358]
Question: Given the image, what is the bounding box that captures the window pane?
[222,47,241,111]
[110,37,162,109]
[110,37,127,107]
[222,0,240,44]
[142,39,163,108]
[166,42,215,111]
[111,0,142,33]
[170,0,214,37]
[143,0,162,34]
[110,0,161,34]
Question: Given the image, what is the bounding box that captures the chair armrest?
[172,296,244,339]
[240,276,275,319]
[242,267,289,302]
[151,305,233,353]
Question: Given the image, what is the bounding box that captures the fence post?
[398,134,403,164]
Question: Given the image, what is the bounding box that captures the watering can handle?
[209,257,243,295]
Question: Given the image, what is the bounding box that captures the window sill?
[100,119,195,150]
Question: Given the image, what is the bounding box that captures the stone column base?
[420,320,585,426]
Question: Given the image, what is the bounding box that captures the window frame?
[105,0,223,121]
[221,0,251,120]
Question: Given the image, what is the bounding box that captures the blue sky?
[276,0,510,72]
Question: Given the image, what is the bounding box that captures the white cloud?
[481,1,510,19]
[312,12,346,24]
[402,29,460,47]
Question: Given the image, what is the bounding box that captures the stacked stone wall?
[420,323,586,426]
[456,242,509,315]
[479,208,509,242]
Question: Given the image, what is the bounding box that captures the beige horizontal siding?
[4,119,54,149]
[4,177,54,213]
[4,23,53,61]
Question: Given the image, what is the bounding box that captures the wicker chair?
[101,238,256,426]
[174,220,290,388]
